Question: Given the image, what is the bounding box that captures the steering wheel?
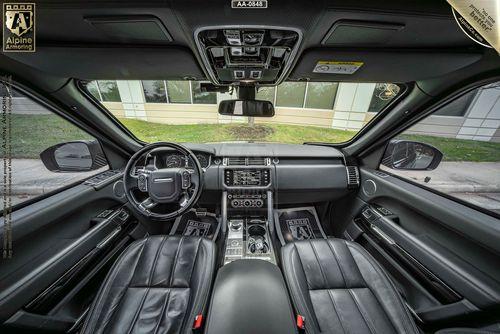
[123,142,203,221]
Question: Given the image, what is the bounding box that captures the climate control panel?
[228,193,266,208]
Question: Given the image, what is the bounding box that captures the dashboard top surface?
[182,142,344,158]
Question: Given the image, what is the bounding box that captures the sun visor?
[4,46,205,80]
[323,21,405,46]
[290,49,483,82]
[85,16,173,44]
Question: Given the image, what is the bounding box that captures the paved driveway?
[384,162,500,214]
[1,159,106,206]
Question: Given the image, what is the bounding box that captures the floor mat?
[274,206,326,245]
[169,209,220,241]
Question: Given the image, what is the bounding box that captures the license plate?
[231,0,268,9]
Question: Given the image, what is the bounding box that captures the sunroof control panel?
[195,26,301,85]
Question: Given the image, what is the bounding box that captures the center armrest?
[204,259,297,334]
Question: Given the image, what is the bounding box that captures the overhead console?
[195,26,302,85]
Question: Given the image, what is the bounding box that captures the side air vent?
[224,157,270,166]
[346,166,360,189]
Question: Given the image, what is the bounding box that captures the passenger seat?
[281,238,419,333]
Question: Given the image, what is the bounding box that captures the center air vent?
[224,157,270,166]
[346,166,360,189]
[248,157,269,165]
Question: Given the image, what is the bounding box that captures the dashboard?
[136,143,355,204]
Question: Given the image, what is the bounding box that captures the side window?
[2,87,109,208]
[380,82,500,215]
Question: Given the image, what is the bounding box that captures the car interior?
[0,0,499,333]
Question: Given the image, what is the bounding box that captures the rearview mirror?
[218,99,275,117]
[381,140,443,171]
[40,140,107,172]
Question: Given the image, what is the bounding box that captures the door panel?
[345,168,500,325]
[0,175,140,332]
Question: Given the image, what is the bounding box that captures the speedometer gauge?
[166,154,184,168]
[196,154,209,168]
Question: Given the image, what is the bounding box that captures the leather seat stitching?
[187,238,203,286]
[310,240,329,289]
[152,288,171,334]
[325,239,347,288]
[327,289,347,334]
[348,288,377,334]
[149,236,168,286]
[125,287,150,334]
[168,236,185,287]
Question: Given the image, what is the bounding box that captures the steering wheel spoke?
[139,197,157,211]
[179,193,190,208]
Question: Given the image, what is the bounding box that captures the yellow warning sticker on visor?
[313,61,364,74]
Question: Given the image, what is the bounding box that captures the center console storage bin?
[204,259,297,334]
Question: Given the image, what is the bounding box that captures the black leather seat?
[281,238,419,334]
[81,235,216,334]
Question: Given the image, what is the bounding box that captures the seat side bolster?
[281,243,322,333]
[81,237,148,334]
[346,241,420,334]
[180,238,217,333]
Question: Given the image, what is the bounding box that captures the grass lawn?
[119,118,356,144]
[6,115,500,162]
[9,114,92,159]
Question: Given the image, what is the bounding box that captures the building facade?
[83,80,499,143]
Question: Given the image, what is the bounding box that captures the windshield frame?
[78,80,408,147]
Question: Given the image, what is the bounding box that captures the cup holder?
[248,224,266,237]
[247,224,269,254]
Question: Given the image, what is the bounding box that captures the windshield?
[85,80,402,144]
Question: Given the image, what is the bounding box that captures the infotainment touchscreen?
[233,170,262,186]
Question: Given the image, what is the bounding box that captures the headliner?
[0,0,498,91]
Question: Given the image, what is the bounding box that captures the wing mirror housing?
[40,140,107,172]
[381,140,443,171]
[218,99,275,117]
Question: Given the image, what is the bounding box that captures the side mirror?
[40,140,107,172]
[218,99,275,117]
[381,140,443,171]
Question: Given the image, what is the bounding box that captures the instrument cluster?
[164,152,211,169]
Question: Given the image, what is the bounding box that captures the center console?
[205,157,296,333]
[220,159,276,265]
[204,260,296,334]
[225,217,276,264]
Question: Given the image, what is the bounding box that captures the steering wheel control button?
[137,174,148,192]
[182,170,191,189]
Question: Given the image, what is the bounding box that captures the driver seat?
[81,235,216,334]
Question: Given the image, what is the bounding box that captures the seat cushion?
[81,235,216,334]
[281,238,419,334]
